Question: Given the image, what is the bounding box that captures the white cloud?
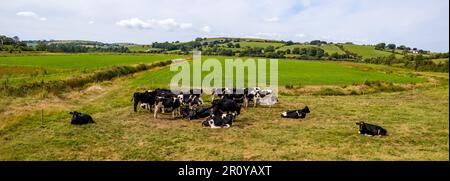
[295,33,306,38]
[88,21,95,25]
[155,18,192,31]
[116,18,153,30]
[201,26,211,33]
[116,18,192,31]
[264,17,279,22]
[16,11,46,21]
[255,32,281,38]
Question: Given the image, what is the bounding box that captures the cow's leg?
[243,97,248,108]
[134,100,139,112]
[154,102,162,118]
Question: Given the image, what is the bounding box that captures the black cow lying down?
[212,98,241,116]
[182,106,213,120]
[69,111,95,125]
[281,106,310,119]
[356,121,387,136]
[202,114,236,128]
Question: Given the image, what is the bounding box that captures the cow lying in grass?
[281,106,310,119]
[212,98,241,116]
[69,111,95,125]
[182,106,213,120]
[356,121,388,136]
[202,114,236,128]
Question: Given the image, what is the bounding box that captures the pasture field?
[238,41,285,48]
[278,44,346,55]
[342,44,400,59]
[0,63,447,160]
[0,54,185,85]
[0,54,447,161]
[130,56,424,89]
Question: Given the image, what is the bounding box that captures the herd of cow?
[131,87,284,128]
[69,87,388,136]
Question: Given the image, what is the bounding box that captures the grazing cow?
[182,106,213,120]
[132,88,177,112]
[356,121,388,136]
[202,114,236,128]
[69,111,95,125]
[211,98,241,116]
[154,96,182,118]
[243,87,261,108]
[281,106,310,119]
[132,91,157,112]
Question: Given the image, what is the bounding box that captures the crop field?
[0,54,448,161]
[0,54,185,85]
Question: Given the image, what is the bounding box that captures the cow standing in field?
[154,95,182,118]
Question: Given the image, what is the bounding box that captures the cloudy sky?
[0,0,448,52]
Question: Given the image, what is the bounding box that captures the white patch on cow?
[223,124,231,128]
[221,114,227,119]
[281,112,287,117]
[209,120,220,129]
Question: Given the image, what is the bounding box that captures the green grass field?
[342,44,398,59]
[238,41,285,48]
[130,56,424,89]
[277,44,346,55]
[0,54,185,85]
[0,62,447,160]
[0,54,447,161]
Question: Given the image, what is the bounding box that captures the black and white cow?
[281,106,310,119]
[69,111,95,125]
[182,106,213,120]
[202,114,236,128]
[132,88,178,112]
[356,121,388,136]
[211,98,241,116]
[154,95,182,118]
[211,88,232,101]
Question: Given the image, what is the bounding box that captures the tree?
[13,36,20,42]
[375,43,386,50]
[234,43,240,48]
[285,49,291,54]
[387,44,396,50]
[36,42,47,51]
[286,40,294,46]
[264,46,275,53]
[292,47,300,54]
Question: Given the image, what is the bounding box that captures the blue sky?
[0,0,448,52]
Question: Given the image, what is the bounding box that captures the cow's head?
[303,106,310,113]
[202,118,213,127]
[69,111,79,116]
